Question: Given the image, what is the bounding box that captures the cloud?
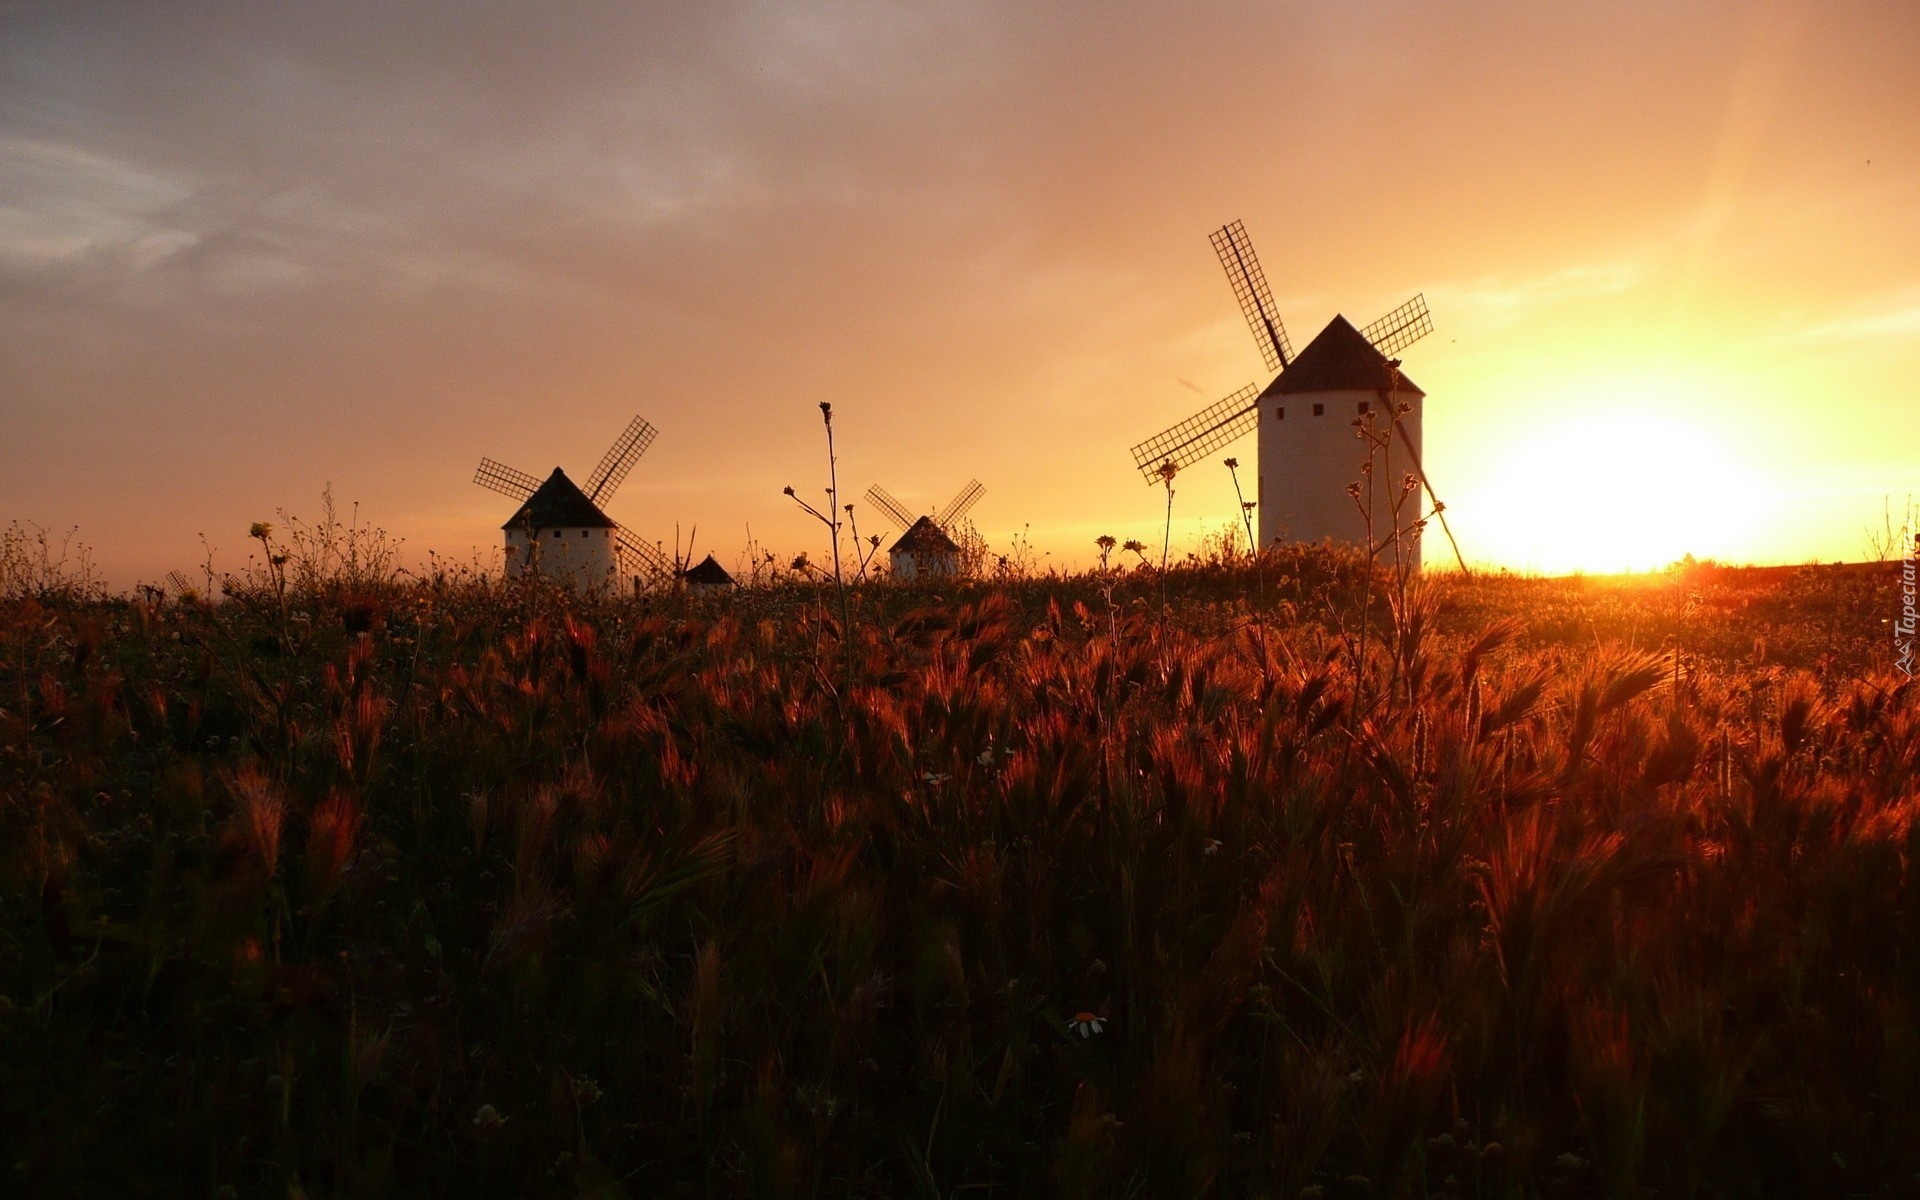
[0,2,1028,334]
[0,135,196,270]
[1798,288,1920,343]
[1427,261,1643,332]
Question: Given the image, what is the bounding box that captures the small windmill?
[1129,220,1463,570]
[473,415,674,590]
[863,480,984,580]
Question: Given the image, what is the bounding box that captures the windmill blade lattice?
[166,570,193,596]
[1361,294,1432,360]
[613,525,674,581]
[474,458,542,501]
[586,416,658,504]
[1128,383,1262,482]
[1211,221,1291,372]
[935,480,984,530]
[863,486,918,531]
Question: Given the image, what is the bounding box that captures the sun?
[1466,390,1763,575]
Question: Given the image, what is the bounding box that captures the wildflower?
[1203,838,1223,856]
[249,522,273,540]
[976,747,995,766]
[1067,1012,1105,1038]
[921,771,950,785]
[473,1104,507,1130]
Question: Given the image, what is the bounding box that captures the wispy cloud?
[1798,288,1920,343]
[1428,261,1644,331]
[0,135,195,269]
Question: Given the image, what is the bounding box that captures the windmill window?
[582,530,589,538]
[1275,407,1284,421]
[1312,403,1324,417]
[553,530,562,539]
[1358,401,1371,414]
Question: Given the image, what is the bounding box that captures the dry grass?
[0,548,1913,1197]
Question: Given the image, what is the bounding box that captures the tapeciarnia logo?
[1898,533,1917,679]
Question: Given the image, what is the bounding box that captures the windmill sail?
[585,416,657,504]
[863,485,918,531]
[1361,294,1432,359]
[474,458,542,501]
[1128,383,1262,482]
[1212,221,1291,371]
[935,479,984,530]
[613,525,674,580]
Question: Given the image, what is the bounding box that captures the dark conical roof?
[889,515,959,555]
[683,554,734,586]
[1260,314,1425,399]
[502,467,617,530]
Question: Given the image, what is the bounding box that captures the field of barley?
[2,546,1915,1198]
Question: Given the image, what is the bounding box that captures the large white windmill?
[473,416,674,591]
[863,480,984,581]
[1129,221,1463,570]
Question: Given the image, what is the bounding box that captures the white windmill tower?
[863,480,984,581]
[1129,221,1464,570]
[472,415,674,591]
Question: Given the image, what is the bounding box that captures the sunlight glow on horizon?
[1461,375,1768,574]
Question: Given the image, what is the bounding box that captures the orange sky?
[3,0,1917,583]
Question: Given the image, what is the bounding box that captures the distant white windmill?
[863,480,984,581]
[473,416,674,590]
[1129,221,1464,570]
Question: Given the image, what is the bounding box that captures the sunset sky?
[4,0,1917,583]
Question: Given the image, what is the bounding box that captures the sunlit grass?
[0,545,1910,1195]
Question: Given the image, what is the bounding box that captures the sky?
[3,0,1917,584]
